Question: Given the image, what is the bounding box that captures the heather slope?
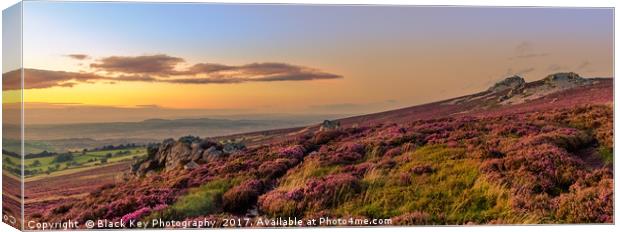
[37,74,613,226]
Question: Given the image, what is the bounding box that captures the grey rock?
[164,142,192,169]
[131,137,242,176]
[184,160,200,170]
[223,142,245,154]
[202,146,223,161]
[245,206,259,218]
[319,120,340,131]
[543,72,591,86]
[189,142,205,161]
[488,75,525,93]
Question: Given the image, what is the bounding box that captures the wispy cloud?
[65,54,90,60]
[548,64,568,72]
[509,41,549,59]
[503,67,535,77]
[516,67,535,75]
[2,69,105,90]
[512,53,549,59]
[176,62,341,82]
[577,61,591,70]
[2,54,343,90]
[90,54,185,76]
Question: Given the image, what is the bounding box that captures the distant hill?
[13,114,346,141]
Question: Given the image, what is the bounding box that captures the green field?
[2,147,146,178]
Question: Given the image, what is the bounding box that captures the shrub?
[320,151,363,165]
[167,179,232,219]
[51,204,72,214]
[302,173,361,210]
[258,190,299,217]
[104,197,139,219]
[384,147,402,157]
[597,146,613,166]
[339,142,365,154]
[312,130,344,145]
[554,169,613,223]
[259,173,361,217]
[178,135,201,144]
[257,160,289,179]
[121,207,151,222]
[222,179,264,213]
[279,145,305,160]
[411,165,434,175]
[52,153,74,163]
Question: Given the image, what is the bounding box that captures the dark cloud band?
[90,54,185,76]
[2,55,342,90]
[66,54,90,60]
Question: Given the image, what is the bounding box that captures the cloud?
[577,61,591,70]
[185,63,234,74]
[510,41,549,59]
[113,75,158,82]
[514,67,536,75]
[182,62,341,81]
[512,53,549,59]
[548,64,568,72]
[184,62,306,76]
[90,54,185,76]
[163,71,341,84]
[245,71,341,82]
[515,41,532,52]
[236,63,304,75]
[87,54,342,80]
[515,67,535,75]
[2,69,105,90]
[135,104,160,108]
[65,54,90,60]
[504,67,535,77]
[3,55,342,90]
[2,69,161,90]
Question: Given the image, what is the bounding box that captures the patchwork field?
[3,146,146,179]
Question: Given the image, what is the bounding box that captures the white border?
[0,1,617,232]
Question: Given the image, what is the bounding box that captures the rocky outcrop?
[543,72,591,86]
[495,72,593,104]
[319,120,340,131]
[488,75,525,93]
[131,136,246,176]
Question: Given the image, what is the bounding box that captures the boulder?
[488,75,525,93]
[543,72,590,86]
[164,142,192,170]
[223,142,246,154]
[189,142,204,161]
[319,120,340,131]
[544,72,581,81]
[131,137,246,176]
[202,146,224,161]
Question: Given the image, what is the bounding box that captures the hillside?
[36,73,613,226]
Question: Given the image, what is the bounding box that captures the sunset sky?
[3,2,614,123]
